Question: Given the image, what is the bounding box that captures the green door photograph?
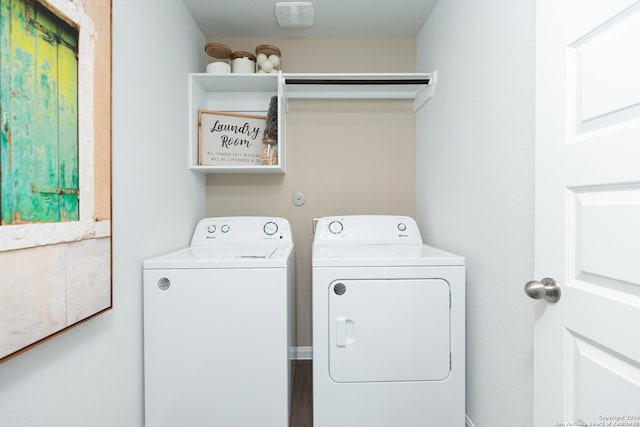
[1,0,79,225]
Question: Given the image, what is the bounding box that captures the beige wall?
[205,37,417,346]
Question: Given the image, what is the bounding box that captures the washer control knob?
[263,221,278,236]
[328,220,343,234]
[221,224,230,233]
[207,224,216,233]
[398,223,407,232]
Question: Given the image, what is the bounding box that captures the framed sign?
[198,110,266,166]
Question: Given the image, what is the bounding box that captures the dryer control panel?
[314,215,423,244]
[191,217,293,246]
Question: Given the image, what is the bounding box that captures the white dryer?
[143,217,295,427]
[312,215,465,426]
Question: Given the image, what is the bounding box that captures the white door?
[533,0,640,425]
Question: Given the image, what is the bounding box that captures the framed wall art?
[0,0,112,362]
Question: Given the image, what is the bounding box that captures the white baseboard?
[466,414,476,427]
[290,346,312,360]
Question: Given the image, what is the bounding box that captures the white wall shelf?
[188,73,284,174]
[188,71,435,174]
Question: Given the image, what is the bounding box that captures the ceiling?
[181,0,439,38]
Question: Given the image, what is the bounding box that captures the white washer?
[312,215,465,426]
[143,217,295,427]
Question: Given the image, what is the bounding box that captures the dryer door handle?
[336,316,355,347]
[336,316,347,347]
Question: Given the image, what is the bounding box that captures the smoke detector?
[275,2,314,28]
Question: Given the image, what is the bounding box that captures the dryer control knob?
[221,224,230,233]
[263,221,278,236]
[398,223,407,232]
[328,220,343,234]
[207,224,216,233]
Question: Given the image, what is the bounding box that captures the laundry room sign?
[198,110,266,165]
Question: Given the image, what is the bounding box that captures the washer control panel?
[314,215,423,244]
[191,217,292,246]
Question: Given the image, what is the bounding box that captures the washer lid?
[312,243,464,267]
[143,245,293,269]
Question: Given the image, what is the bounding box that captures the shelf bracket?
[413,70,437,112]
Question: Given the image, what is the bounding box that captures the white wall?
[0,1,204,425]
[416,1,535,426]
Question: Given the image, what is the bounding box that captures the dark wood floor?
[290,360,312,427]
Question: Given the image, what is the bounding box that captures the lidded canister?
[255,44,281,74]
[231,51,256,74]
[204,42,232,74]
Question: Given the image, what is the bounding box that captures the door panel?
[566,331,640,422]
[328,278,450,383]
[573,7,640,124]
[573,189,640,288]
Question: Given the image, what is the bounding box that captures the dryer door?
[328,278,450,383]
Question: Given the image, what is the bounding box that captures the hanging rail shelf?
[282,72,436,112]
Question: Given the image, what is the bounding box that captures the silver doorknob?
[524,277,561,303]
